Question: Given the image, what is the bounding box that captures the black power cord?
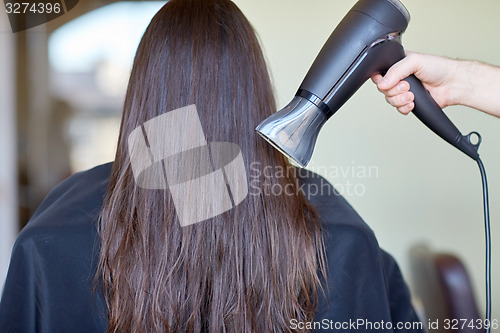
[477,158,491,333]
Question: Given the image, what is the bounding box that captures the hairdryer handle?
[403,75,480,160]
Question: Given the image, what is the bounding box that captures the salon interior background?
[1,0,499,324]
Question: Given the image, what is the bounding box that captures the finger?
[378,55,420,90]
[385,92,414,108]
[371,74,383,84]
[397,102,415,115]
[381,81,411,97]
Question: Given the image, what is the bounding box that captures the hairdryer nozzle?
[255,96,328,167]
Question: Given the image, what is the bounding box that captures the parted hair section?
[96,0,326,332]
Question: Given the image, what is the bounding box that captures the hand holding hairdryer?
[373,52,500,117]
[256,0,481,167]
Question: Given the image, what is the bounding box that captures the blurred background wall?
[0,0,499,325]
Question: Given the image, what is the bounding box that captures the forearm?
[452,60,500,117]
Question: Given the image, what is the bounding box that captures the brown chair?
[409,244,482,333]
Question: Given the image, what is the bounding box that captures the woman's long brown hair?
[97,0,326,331]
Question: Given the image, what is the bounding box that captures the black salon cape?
[0,163,423,332]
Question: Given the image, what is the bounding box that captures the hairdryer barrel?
[256,0,481,167]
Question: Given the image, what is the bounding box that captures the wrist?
[447,59,475,107]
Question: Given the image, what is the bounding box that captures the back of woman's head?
[98,0,325,332]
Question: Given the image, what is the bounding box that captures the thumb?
[378,53,420,90]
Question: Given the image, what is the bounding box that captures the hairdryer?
[256,0,481,167]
